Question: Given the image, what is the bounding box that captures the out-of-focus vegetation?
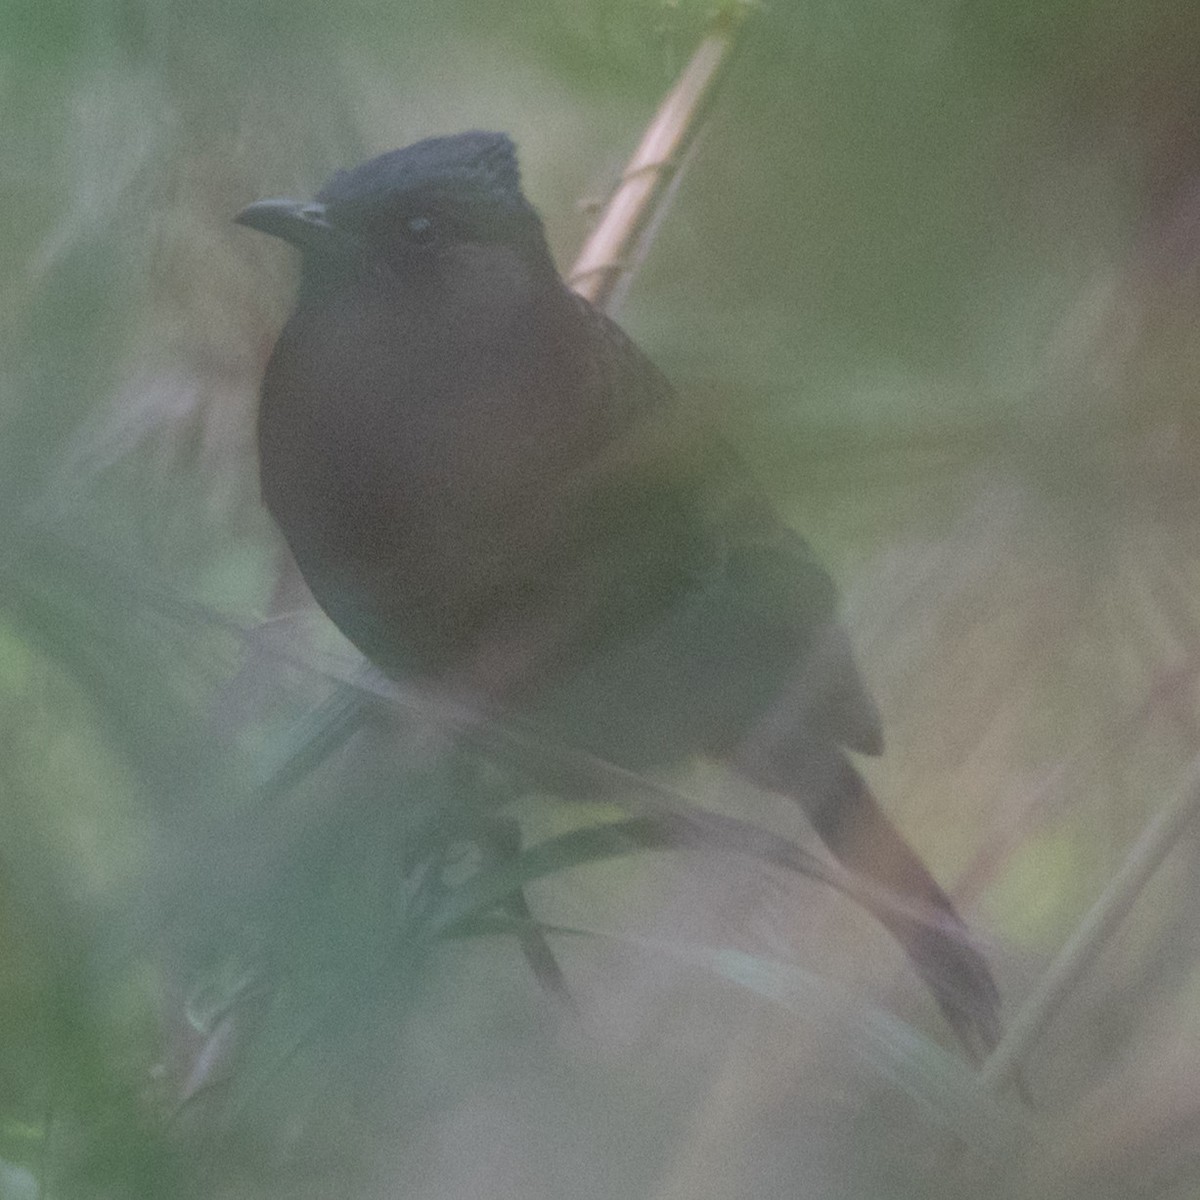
[5,1,1200,1196]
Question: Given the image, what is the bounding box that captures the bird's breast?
[257,280,606,674]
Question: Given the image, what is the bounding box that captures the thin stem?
[979,750,1200,1092]
[568,3,757,313]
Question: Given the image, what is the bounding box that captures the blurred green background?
[5,1,1200,1196]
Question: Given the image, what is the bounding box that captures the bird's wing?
[714,518,885,757]
[514,291,885,762]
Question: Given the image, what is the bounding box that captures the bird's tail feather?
[736,743,1001,1059]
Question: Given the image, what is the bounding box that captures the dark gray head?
[315,131,525,209]
[235,131,552,283]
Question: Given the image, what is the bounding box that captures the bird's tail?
[736,743,1001,1059]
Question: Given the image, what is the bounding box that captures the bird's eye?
[405,215,436,243]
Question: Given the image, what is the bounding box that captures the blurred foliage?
[5,0,1200,1196]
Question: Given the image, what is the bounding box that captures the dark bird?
[236,131,1000,1055]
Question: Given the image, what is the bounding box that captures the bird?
[236,130,1000,1056]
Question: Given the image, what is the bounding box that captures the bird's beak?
[235,198,338,253]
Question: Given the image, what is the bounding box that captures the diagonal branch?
[568,2,757,313]
[979,750,1200,1092]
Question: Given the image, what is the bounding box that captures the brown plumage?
[237,131,1000,1055]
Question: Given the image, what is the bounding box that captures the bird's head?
[235,131,556,292]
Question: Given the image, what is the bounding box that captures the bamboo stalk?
[568,2,756,313]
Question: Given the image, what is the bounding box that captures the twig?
[568,2,757,313]
[979,750,1200,1093]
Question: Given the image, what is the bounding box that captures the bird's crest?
[316,131,523,207]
